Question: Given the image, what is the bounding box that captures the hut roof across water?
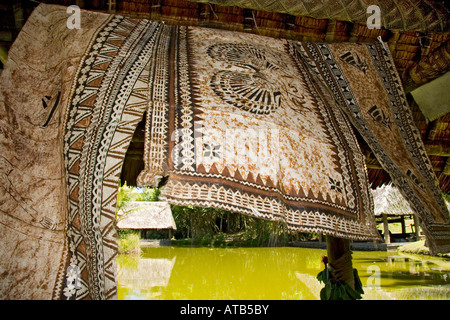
[116,201,177,230]
[371,184,415,217]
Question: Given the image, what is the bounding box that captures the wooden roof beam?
[443,158,450,176]
[424,143,450,157]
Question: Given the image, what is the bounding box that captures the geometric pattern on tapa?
[62,16,160,300]
[297,41,450,254]
[138,26,380,242]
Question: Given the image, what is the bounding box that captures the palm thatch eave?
[371,183,416,216]
[116,201,177,230]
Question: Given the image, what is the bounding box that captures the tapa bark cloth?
[137,24,450,254]
[298,42,450,255]
[136,25,378,241]
[1,4,449,301]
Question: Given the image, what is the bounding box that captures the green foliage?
[117,228,137,238]
[317,267,364,300]
[115,182,315,247]
[170,204,301,247]
[117,231,141,255]
[171,205,222,242]
[116,181,159,211]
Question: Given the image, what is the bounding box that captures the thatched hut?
[372,184,420,244]
[117,201,176,238]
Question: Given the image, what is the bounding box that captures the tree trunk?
[326,236,354,290]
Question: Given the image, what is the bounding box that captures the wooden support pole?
[382,214,390,244]
[107,0,116,13]
[401,215,406,235]
[413,214,421,239]
[326,236,354,290]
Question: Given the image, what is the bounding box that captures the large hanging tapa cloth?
[136,23,450,254]
[0,5,152,300]
[0,5,114,299]
[136,25,378,242]
[296,42,450,254]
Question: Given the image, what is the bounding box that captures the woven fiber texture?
[189,0,449,31]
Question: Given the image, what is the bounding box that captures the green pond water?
[116,246,450,300]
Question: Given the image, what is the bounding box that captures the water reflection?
[353,251,450,299]
[117,246,450,300]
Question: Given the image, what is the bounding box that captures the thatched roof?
[116,201,177,230]
[188,0,449,32]
[371,183,416,216]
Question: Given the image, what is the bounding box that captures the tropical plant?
[116,181,159,211]
[115,182,315,246]
[117,231,141,254]
[316,256,364,300]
